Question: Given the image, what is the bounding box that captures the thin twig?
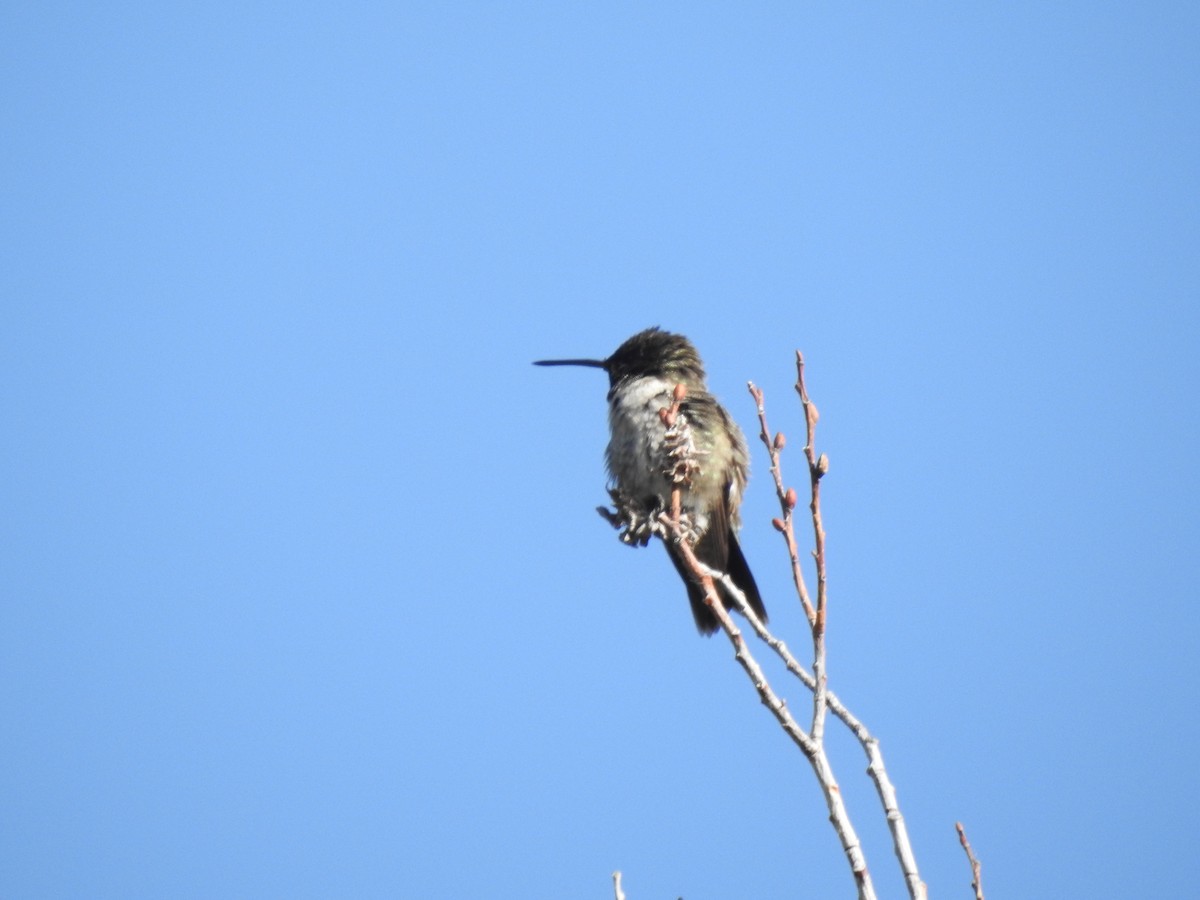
[794,352,830,745]
[956,822,985,900]
[748,381,817,626]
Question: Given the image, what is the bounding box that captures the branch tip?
[955,822,984,900]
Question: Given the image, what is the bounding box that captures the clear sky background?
[3,3,1198,898]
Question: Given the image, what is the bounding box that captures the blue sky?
[3,3,1198,897]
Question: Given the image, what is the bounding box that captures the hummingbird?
[535,327,766,635]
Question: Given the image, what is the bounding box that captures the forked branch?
[748,369,927,900]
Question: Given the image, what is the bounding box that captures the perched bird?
[535,327,766,634]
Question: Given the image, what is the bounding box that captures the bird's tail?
[668,531,767,636]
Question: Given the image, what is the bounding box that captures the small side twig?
[956,822,985,900]
[794,351,830,745]
[612,870,626,900]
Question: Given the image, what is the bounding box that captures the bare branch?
[956,822,985,900]
[745,367,927,900]
[612,870,626,900]
[715,571,926,900]
[664,492,876,899]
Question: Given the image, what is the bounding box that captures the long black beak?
[533,358,608,369]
